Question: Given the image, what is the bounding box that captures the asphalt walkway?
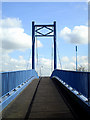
[2,77,75,119]
[2,78,39,119]
[29,77,74,119]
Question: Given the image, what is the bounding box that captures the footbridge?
[0,70,90,119]
[0,22,90,119]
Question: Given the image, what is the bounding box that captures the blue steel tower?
[32,21,57,70]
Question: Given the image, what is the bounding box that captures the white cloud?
[60,25,88,45]
[87,0,90,2]
[1,53,88,74]
[0,18,43,52]
[0,18,88,73]
[36,57,52,76]
[62,62,76,70]
[0,17,42,72]
[1,53,52,76]
[61,56,69,62]
[57,55,88,71]
[0,18,22,28]
[35,40,43,48]
[1,53,28,72]
[72,56,88,63]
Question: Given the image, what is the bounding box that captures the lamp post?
[76,46,77,71]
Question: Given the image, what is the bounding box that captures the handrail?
[51,69,90,103]
[0,69,39,97]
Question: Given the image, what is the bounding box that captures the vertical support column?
[54,21,57,70]
[88,73,90,104]
[76,46,77,71]
[32,21,35,69]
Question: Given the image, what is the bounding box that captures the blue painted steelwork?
[0,69,39,97]
[32,21,35,69]
[32,21,57,70]
[88,73,90,103]
[54,21,56,69]
[76,46,77,71]
[0,76,37,112]
[51,69,90,101]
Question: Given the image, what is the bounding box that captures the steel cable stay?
[26,35,35,70]
[51,24,55,73]
[50,25,54,74]
[56,33,62,69]
[26,50,31,70]
[35,27,39,74]
[55,28,62,70]
[57,47,62,70]
[26,42,32,70]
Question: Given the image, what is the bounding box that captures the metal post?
[76,46,77,71]
[54,21,57,69]
[32,21,35,69]
[88,73,90,104]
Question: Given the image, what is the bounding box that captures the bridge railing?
[0,69,38,97]
[51,69,90,102]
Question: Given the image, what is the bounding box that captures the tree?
[73,65,88,72]
[77,65,87,72]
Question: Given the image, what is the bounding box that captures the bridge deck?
[2,77,75,119]
[29,77,74,119]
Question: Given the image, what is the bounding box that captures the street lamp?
[76,46,77,71]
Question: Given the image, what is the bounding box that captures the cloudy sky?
[1,1,89,75]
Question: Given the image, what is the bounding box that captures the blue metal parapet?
[51,69,90,106]
[0,69,39,112]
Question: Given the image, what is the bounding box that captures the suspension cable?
[56,38,62,69]
[57,47,62,69]
[26,47,31,70]
[56,29,62,70]
[36,27,39,73]
[51,38,53,73]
